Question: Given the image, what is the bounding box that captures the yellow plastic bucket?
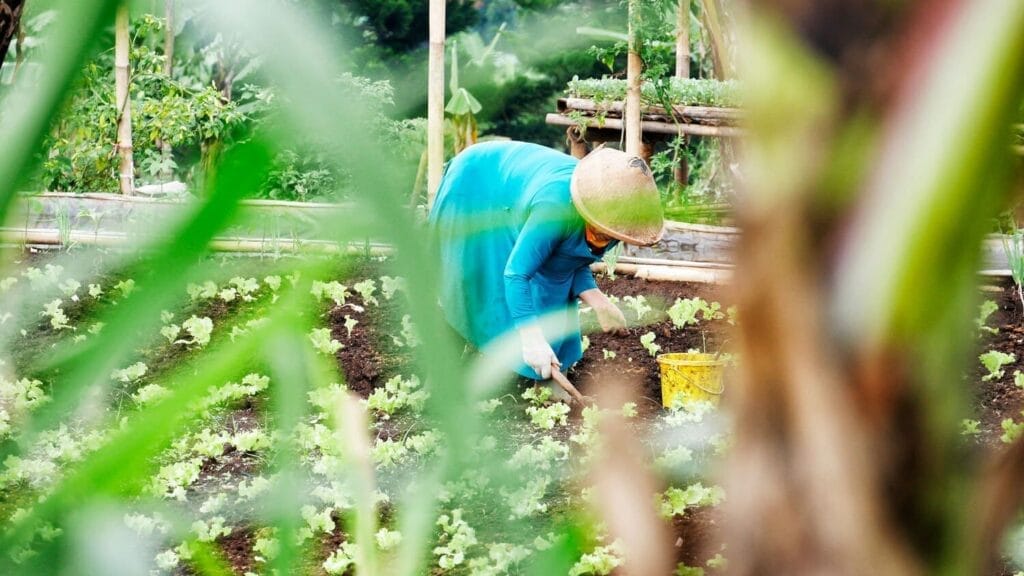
[656,352,725,408]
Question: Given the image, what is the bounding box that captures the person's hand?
[594,301,627,335]
[519,325,559,379]
[579,288,628,335]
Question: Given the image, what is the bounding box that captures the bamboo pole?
[699,0,728,79]
[163,0,174,77]
[0,228,393,256]
[115,4,135,195]
[625,0,642,156]
[426,0,445,209]
[675,0,690,78]
[591,261,731,284]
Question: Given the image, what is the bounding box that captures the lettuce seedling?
[640,332,661,356]
[960,419,981,437]
[187,281,218,301]
[622,295,653,321]
[667,298,702,328]
[343,315,358,338]
[1001,416,1024,444]
[41,299,69,330]
[980,350,1015,381]
[380,276,406,300]
[179,316,214,347]
[309,328,342,356]
[353,279,379,306]
[569,542,623,576]
[526,403,570,430]
[112,362,148,383]
[434,509,477,569]
[976,300,999,334]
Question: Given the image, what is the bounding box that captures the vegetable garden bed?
[3,247,1023,575]
[0,251,734,575]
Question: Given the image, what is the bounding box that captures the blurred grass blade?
[833,1,1024,341]
[187,540,235,576]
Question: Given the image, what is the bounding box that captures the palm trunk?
[115,4,135,195]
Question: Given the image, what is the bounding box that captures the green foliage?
[980,350,1015,381]
[976,300,1000,334]
[567,77,742,108]
[347,0,478,53]
[960,419,981,437]
[38,15,246,192]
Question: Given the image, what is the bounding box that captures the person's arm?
[504,202,570,378]
[579,287,627,334]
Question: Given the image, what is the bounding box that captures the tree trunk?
[0,0,25,70]
[115,4,135,195]
[425,0,445,209]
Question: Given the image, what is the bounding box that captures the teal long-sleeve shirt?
[428,141,616,379]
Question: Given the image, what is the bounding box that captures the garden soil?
[198,272,1024,575]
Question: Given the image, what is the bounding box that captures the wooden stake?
[699,0,728,79]
[675,0,690,78]
[625,0,642,156]
[426,0,446,209]
[115,4,135,195]
[163,0,174,77]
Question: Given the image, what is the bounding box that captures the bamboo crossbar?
[558,97,742,124]
[591,261,732,284]
[19,192,351,212]
[0,228,391,255]
[545,113,744,138]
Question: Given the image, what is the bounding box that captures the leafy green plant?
[1002,223,1024,312]
[960,419,982,437]
[976,300,1000,334]
[309,327,342,355]
[566,77,741,108]
[623,294,653,322]
[980,350,1015,381]
[640,331,661,356]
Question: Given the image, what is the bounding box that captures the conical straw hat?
[570,147,665,246]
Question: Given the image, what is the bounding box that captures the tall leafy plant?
[1002,222,1024,312]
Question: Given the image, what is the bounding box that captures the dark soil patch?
[973,278,1024,443]
[217,526,258,575]
[322,282,413,398]
[672,506,721,569]
[573,276,730,417]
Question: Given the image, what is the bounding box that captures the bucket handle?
[675,365,725,395]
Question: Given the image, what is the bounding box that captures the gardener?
[429,140,664,382]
